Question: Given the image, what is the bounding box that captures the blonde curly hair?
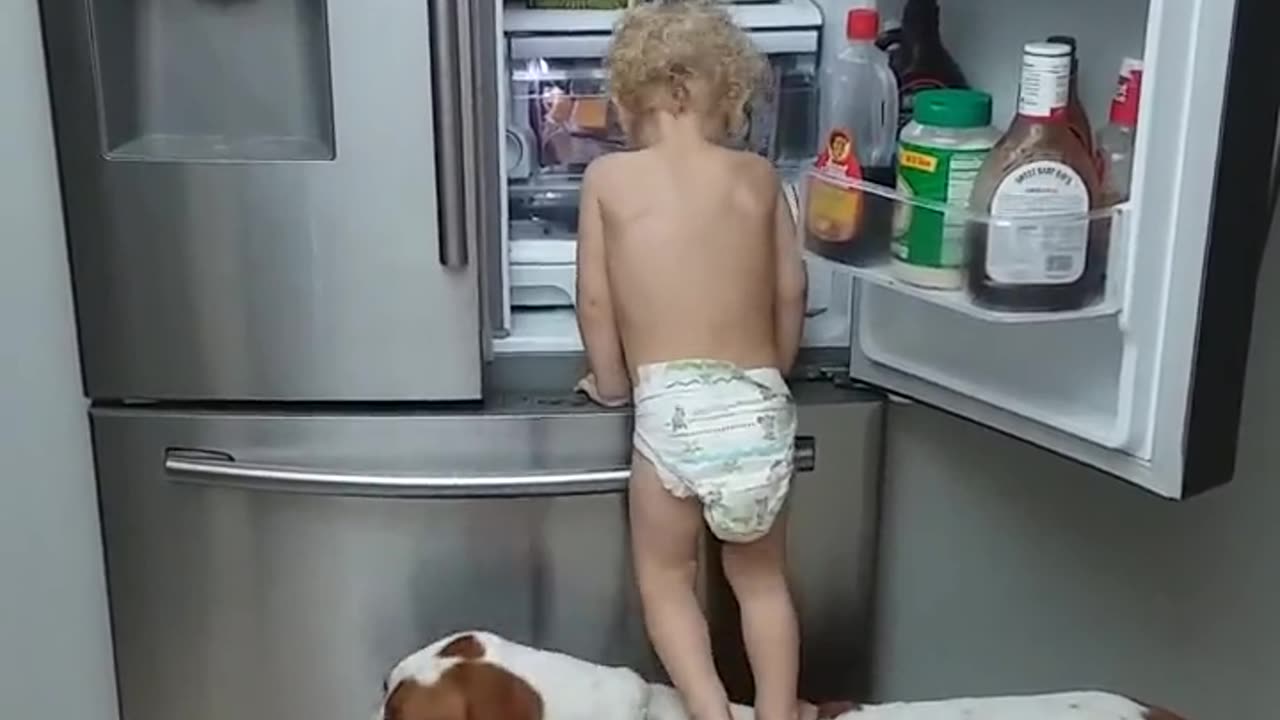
[606,0,768,141]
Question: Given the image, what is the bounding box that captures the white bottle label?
[986,161,1090,285]
[1018,53,1071,118]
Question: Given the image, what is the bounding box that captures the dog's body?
[379,631,1184,720]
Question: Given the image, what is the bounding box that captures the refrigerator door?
[39,0,497,401]
[844,0,1278,498]
[92,393,881,720]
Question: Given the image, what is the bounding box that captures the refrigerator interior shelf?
[511,237,576,265]
[503,0,822,35]
[509,179,581,259]
[799,172,1129,325]
[495,253,854,355]
[510,263,576,307]
[510,178,581,213]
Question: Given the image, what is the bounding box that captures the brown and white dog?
[378,631,1187,720]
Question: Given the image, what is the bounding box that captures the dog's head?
[378,633,543,720]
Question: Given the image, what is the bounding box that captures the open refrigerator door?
[811,0,1279,497]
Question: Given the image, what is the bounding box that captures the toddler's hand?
[575,373,630,408]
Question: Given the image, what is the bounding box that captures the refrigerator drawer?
[93,406,651,720]
[91,395,880,720]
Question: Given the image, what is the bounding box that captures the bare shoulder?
[583,152,635,192]
[727,149,777,182]
[724,150,780,205]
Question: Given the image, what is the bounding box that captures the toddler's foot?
[754,702,817,720]
[813,700,861,719]
[688,701,734,720]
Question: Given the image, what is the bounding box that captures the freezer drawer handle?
[795,435,816,472]
[164,437,814,498]
[164,450,630,498]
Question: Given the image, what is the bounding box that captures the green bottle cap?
[913,89,994,129]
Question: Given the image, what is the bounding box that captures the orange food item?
[571,98,610,131]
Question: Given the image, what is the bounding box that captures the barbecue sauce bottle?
[877,0,968,131]
[1046,35,1095,158]
[966,42,1106,312]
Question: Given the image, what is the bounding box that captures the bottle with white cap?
[965,41,1105,312]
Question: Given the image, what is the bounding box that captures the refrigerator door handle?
[163,437,815,499]
[794,435,816,472]
[164,449,629,498]
[429,0,469,269]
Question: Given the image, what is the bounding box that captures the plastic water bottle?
[806,8,899,265]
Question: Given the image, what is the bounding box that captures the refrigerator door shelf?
[802,174,1129,324]
[843,0,1279,499]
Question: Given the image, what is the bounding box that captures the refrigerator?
[33,1,1277,720]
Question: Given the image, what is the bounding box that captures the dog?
[377,631,1186,720]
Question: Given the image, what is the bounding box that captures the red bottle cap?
[1109,69,1143,127]
[847,9,880,41]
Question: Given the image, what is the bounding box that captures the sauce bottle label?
[1018,53,1070,119]
[894,142,989,272]
[806,129,864,243]
[986,160,1089,285]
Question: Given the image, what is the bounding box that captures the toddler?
[573,3,809,720]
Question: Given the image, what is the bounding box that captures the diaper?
[632,359,797,543]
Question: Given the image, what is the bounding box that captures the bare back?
[589,146,781,374]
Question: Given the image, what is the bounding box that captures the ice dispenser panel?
[89,0,335,161]
[45,0,488,400]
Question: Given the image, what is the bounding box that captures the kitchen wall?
[871,179,1280,715]
[0,4,118,720]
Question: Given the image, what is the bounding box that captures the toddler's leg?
[630,452,732,720]
[720,510,801,720]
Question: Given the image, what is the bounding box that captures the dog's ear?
[437,633,485,660]
[444,662,543,720]
[384,679,467,720]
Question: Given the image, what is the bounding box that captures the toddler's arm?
[575,161,632,403]
[773,181,807,375]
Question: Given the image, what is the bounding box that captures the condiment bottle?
[1097,58,1144,205]
[893,89,1000,289]
[877,0,969,131]
[966,41,1106,312]
[806,8,899,266]
[1046,36,1095,158]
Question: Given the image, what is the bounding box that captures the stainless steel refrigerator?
[37,0,1276,719]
